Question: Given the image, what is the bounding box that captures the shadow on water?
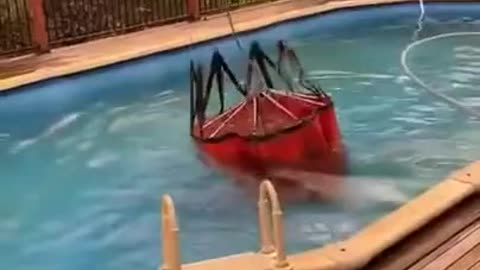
[195,147,419,213]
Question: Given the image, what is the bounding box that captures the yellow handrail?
[258,181,275,255]
[258,180,292,269]
[161,195,181,270]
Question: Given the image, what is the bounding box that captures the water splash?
[10,112,82,154]
[267,168,412,207]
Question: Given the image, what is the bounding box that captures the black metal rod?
[216,65,225,114]
[220,58,246,96]
[196,64,205,138]
[190,60,197,135]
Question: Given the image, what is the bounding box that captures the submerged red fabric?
[193,91,346,181]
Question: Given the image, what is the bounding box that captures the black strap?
[248,42,275,89]
[220,57,246,96]
[189,61,196,135]
[190,40,329,138]
[276,40,326,97]
[190,50,247,137]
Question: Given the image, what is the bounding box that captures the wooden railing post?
[27,0,50,54]
[186,0,200,21]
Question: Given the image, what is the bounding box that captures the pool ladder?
[160,180,293,270]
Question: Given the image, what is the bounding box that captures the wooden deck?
[365,194,480,270]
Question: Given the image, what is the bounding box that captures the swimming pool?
[2,2,480,269]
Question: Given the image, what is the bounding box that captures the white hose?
[412,0,425,40]
[401,31,480,119]
[419,0,425,17]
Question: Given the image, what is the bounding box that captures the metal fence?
[44,0,188,47]
[0,0,33,56]
[200,0,271,15]
[0,0,275,57]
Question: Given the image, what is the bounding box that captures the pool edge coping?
[291,161,480,269]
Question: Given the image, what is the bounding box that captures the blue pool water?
[3,2,480,269]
